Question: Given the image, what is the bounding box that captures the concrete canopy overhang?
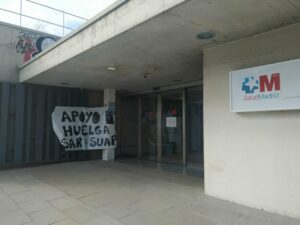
[19,0,300,92]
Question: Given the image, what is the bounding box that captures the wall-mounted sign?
[52,107,116,151]
[230,59,300,112]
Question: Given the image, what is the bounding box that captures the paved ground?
[0,160,299,225]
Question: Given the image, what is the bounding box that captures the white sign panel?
[230,59,300,112]
[166,117,177,128]
[52,107,116,151]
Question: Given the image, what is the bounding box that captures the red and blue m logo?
[259,73,280,92]
[242,73,280,94]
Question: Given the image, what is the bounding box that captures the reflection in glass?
[141,95,157,160]
[161,91,183,164]
[187,87,203,166]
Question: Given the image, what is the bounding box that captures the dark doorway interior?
[119,96,139,157]
[186,86,203,167]
[141,95,157,161]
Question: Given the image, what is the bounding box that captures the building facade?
[0,0,300,220]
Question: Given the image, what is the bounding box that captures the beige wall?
[203,23,300,219]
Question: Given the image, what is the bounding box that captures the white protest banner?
[52,106,116,151]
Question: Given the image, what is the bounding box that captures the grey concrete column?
[103,89,116,161]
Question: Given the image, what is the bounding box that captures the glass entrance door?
[140,95,157,160]
[161,91,184,164]
[139,90,185,165]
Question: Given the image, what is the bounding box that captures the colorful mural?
[14,31,57,63]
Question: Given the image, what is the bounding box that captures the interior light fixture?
[196,32,216,40]
[106,66,117,71]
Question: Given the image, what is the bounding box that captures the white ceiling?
[26,0,300,92]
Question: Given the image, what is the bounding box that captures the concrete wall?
[20,0,186,82]
[0,22,58,82]
[203,23,300,219]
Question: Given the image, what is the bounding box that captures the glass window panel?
[141,95,157,161]
[161,91,183,164]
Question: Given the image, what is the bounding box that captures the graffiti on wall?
[14,31,57,63]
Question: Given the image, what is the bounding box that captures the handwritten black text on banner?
[52,107,116,151]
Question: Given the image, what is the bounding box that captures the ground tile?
[64,205,102,224]
[97,200,140,220]
[158,206,216,225]
[38,189,67,201]
[2,184,28,195]
[10,190,37,203]
[52,218,79,225]
[18,198,51,213]
[235,213,300,225]
[29,206,66,225]
[0,210,31,225]
[82,215,126,225]
[120,212,170,225]
[50,196,82,210]
[0,192,18,214]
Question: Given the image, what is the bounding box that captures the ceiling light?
[196,32,216,40]
[106,66,117,71]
